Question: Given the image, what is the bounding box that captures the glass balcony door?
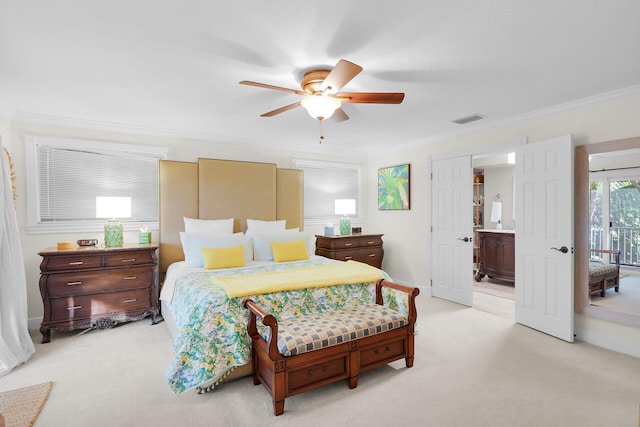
[590,175,640,266]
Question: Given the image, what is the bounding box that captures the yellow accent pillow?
[271,240,309,263]
[201,245,246,269]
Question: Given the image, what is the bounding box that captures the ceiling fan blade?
[331,108,349,122]
[320,59,363,93]
[240,80,306,96]
[260,101,302,117]
[338,92,405,104]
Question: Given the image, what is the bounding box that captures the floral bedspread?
[165,258,406,394]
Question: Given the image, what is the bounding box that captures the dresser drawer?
[45,266,155,297]
[357,236,383,247]
[42,254,103,272]
[49,288,152,321]
[104,251,155,267]
[347,249,383,266]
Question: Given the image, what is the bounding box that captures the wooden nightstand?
[38,243,159,343]
[315,234,384,269]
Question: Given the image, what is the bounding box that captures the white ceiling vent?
[452,114,486,125]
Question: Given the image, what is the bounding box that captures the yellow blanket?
[216,261,384,298]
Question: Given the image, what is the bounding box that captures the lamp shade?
[96,197,132,219]
[335,199,356,236]
[301,96,341,120]
[96,197,131,247]
[335,199,356,215]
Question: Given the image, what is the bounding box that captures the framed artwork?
[378,163,410,210]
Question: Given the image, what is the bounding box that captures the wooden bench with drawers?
[589,249,621,297]
[242,278,419,416]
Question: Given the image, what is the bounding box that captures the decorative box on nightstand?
[37,243,159,343]
[315,233,384,269]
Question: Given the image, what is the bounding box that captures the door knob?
[457,237,472,243]
[551,246,569,253]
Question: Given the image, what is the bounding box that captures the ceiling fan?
[239,59,404,122]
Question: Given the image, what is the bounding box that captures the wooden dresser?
[474,230,515,284]
[38,243,159,343]
[315,234,384,269]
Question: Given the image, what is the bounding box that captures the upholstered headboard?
[158,158,303,274]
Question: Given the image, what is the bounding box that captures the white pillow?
[184,217,234,235]
[180,232,252,267]
[252,229,311,261]
[246,219,286,234]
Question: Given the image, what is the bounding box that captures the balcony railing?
[590,226,640,266]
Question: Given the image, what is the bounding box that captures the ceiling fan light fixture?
[301,96,341,120]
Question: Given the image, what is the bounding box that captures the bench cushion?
[261,304,408,357]
[589,261,617,277]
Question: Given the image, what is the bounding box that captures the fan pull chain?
[319,120,324,144]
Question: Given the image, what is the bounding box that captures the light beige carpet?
[591,274,640,314]
[473,279,515,300]
[0,382,52,427]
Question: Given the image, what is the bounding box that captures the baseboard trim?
[28,317,41,331]
[574,326,640,358]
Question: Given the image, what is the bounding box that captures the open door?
[431,156,474,306]
[515,134,574,342]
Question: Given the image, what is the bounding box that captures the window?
[589,168,640,266]
[26,135,172,233]
[291,158,362,226]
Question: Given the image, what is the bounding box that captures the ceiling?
[1,1,639,155]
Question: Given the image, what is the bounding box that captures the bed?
[158,158,401,394]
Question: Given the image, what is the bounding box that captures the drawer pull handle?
[121,258,136,263]
[322,365,328,371]
[123,276,137,280]
[369,254,376,257]
[344,243,353,247]
[68,261,84,265]
[68,305,82,310]
[344,256,352,260]
[66,281,82,286]
[367,241,375,244]
[308,369,314,376]
[123,299,137,303]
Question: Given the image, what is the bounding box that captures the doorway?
[576,137,640,328]
[472,153,515,320]
[587,148,640,318]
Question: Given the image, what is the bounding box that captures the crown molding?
[12,83,640,159]
[372,84,640,156]
[11,112,369,157]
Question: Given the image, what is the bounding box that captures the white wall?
[9,121,368,325]
[483,165,515,230]
[0,114,11,150]
[9,89,640,357]
[368,90,640,356]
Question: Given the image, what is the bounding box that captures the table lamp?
[96,196,131,247]
[335,199,356,236]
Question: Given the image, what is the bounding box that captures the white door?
[431,156,474,306]
[515,134,574,342]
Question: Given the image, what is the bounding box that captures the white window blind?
[26,135,172,233]
[291,158,362,225]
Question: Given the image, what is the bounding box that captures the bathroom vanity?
[474,229,515,284]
